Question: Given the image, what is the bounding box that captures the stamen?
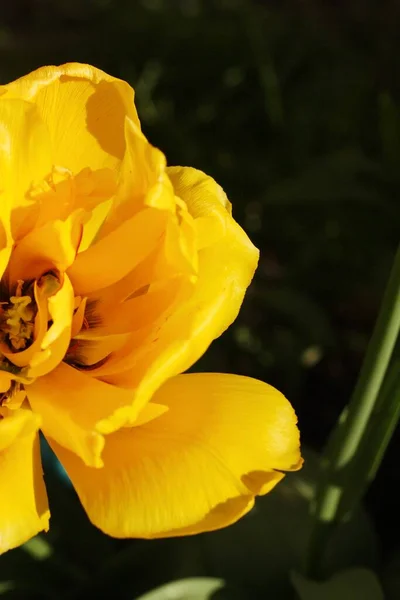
[0,276,40,351]
[3,295,35,350]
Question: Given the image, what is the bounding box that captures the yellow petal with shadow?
[166,166,230,251]
[0,408,49,554]
[0,246,12,283]
[0,63,139,174]
[31,166,116,246]
[8,212,83,282]
[98,118,175,240]
[27,362,144,468]
[70,297,87,338]
[90,228,194,321]
[96,277,186,336]
[91,167,258,416]
[67,207,167,296]
[0,373,12,394]
[66,332,130,368]
[49,373,301,539]
[0,98,52,242]
[41,273,74,349]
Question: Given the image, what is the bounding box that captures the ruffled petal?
[8,212,83,282]
[51,373,301,538]
[0,408,50,553]
[29,166,116,247]
[93,167,258,407]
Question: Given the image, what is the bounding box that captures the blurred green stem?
[306,244,400,577]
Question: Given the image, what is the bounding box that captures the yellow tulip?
[0,63,302,552]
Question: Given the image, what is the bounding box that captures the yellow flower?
[0,63,302,553]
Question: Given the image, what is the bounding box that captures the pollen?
[1,294,35,350]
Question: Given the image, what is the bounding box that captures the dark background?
[0,1,399,598]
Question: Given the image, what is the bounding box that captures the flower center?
[3,296,35,350]
[0,281,36,351]
[0,271,63,404]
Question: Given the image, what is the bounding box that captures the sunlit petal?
[51,374,300,538]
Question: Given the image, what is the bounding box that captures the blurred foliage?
[291,568,385,600]
[0,0,399,598]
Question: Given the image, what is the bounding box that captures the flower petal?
[166,168,252,348]
[27,273,75,378]
[67,207,167,296]
[94,167,258,405]
[27,362,143,468]
[0,408,49,553]
[50,374,301,538]
[95,277,186,336]
[98,119,175,240]
[0,63,139,174]
[8,212,82,282]
[0,245,11,282]
[167,166,230,250]
[0,98,52,241]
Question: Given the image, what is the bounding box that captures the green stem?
[307,244,400,577]
[365,361,400,482]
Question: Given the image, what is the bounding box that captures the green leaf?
[291,568,384,600]
[307,244,400,576]
[134,578,244,600]
[342,359,400,512]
